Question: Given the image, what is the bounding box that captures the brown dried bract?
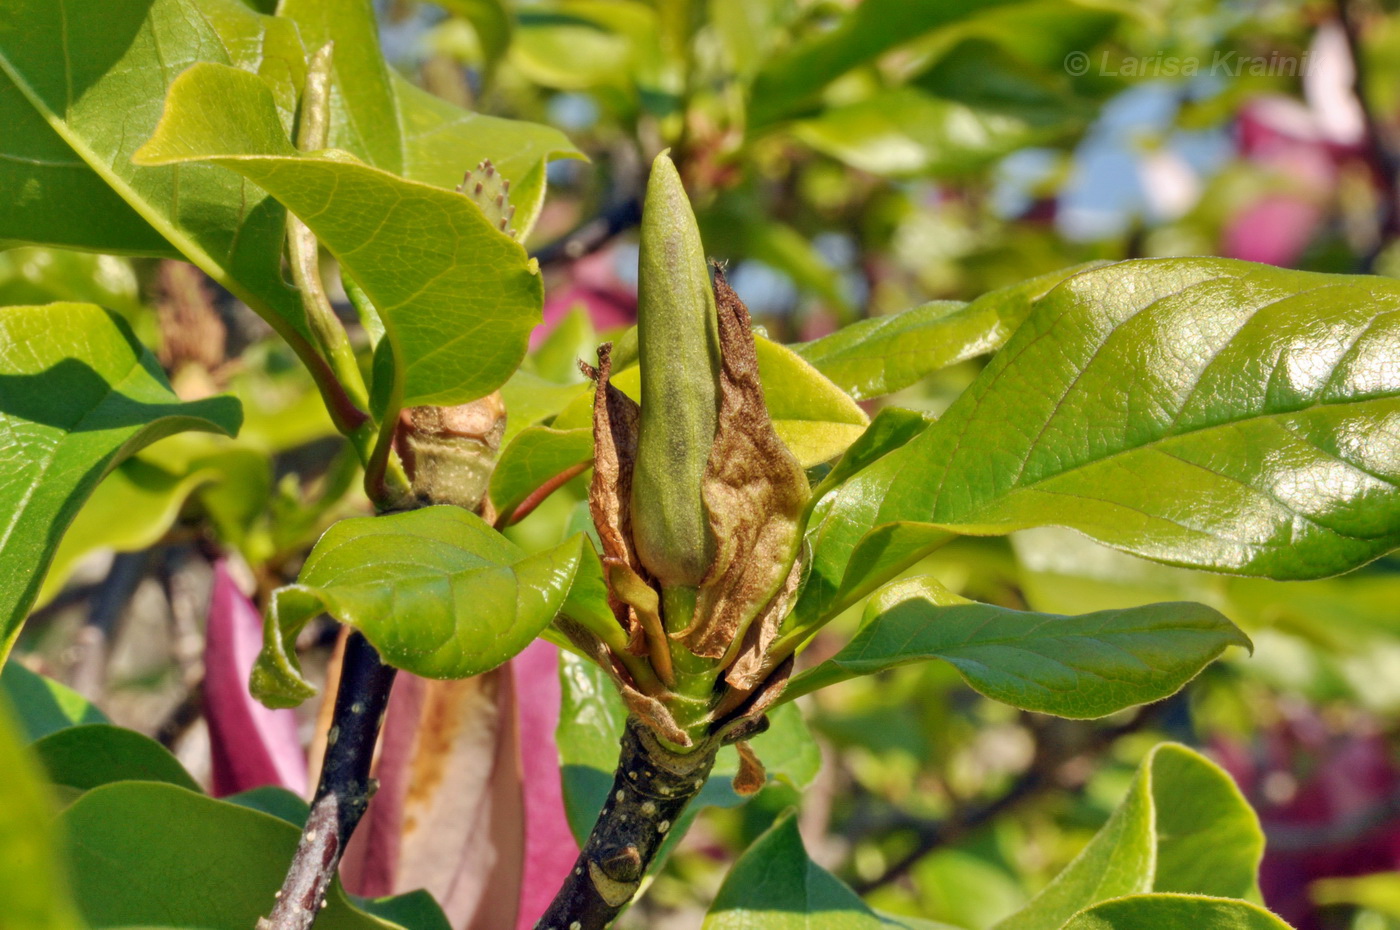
[684,265,809,659]
[723,549,804,692]
[619,687,692,748]
[587,345,650,641]
[731,741,767,796]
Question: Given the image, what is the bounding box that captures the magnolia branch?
[259,631,396,930]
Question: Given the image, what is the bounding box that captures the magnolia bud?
[631,152,720,589]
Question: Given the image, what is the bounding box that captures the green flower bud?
[631,152,720,590]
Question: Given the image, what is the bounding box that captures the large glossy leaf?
[60,781,430,930]
[1059,895,1291,930]
[0,699,83,930]
[783,576,1250,717]
[827,258,1400,601]
[136,63,544,408]
[253,506,606,707]
[0,303,240,657]
[32,723,202,794]
[794,265,1100,401]
[994,743,1263,930]
[703,810,942,930]
[556,651,821,844]
[0,0,310,333]
[0,661,108,741]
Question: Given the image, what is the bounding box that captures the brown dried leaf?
[686,266,809,659]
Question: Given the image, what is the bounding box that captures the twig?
[259,631,397,930]
[852,704,1167,893]
[531,196,643,267]
[536,717,719,930]
[1339,0,1400,268]
[68,550,150,699]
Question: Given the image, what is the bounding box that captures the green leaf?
[526,305,595,385]
[703,810,927,929]
[225,785,311,827]
[499,369,590,447]
[60,781,412,929]
[0,697,83,930]
[844,258,1400,582]
[391,72,582,239]
[787,411,937,631]
[437,0,514,72]
[785,576,1250,717]
[32,723,201,794]
[136,62,544,409]
[791,85,1077,178]
[1312,872,1400,919]
[576,335,869,468]
[489,426,594,519]
[35,455,219,610]
[556,651,821,844]
[1,661,108,741]
[1059,895,1292,930]
[0,0,311,335]
[759,337,870,467]
[0,303,240,657]
[994,744,1263,930]
[352,891,453,930]
[795,265,1101,401]
[747,0,1019,127]
[282,0,581,235]
[253,506,596,706]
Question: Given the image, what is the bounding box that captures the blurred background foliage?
[11,1,1400,928]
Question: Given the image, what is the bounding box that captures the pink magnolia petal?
[514,640,579,930]
[1221,196,1323,267]
[340,670,524,930]
[206,559,308,797]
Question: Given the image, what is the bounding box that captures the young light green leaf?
[32,723,201,794]
[578,334,869,469]
[829,258,1400,592]
[489,426,593,520]
[759,336,870,467]
[0,699,83,930]
[0,0,310,334]
[392,73,582,239]
[783,576,1250,717]
[136,62,543,408]
[1,662,108,741]
[60,781,421,930]
[253,507,600,707]
[499,369,590,447]
[1059,895,1292,930]
[0,303,240,658]
[795,265,1102,401]
[703,810,933,930]
[994,743,1262,930]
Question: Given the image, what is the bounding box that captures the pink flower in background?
[532,249,636,348]
[205,560,308,797]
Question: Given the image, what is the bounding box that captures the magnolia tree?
[2,2,1398,930]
